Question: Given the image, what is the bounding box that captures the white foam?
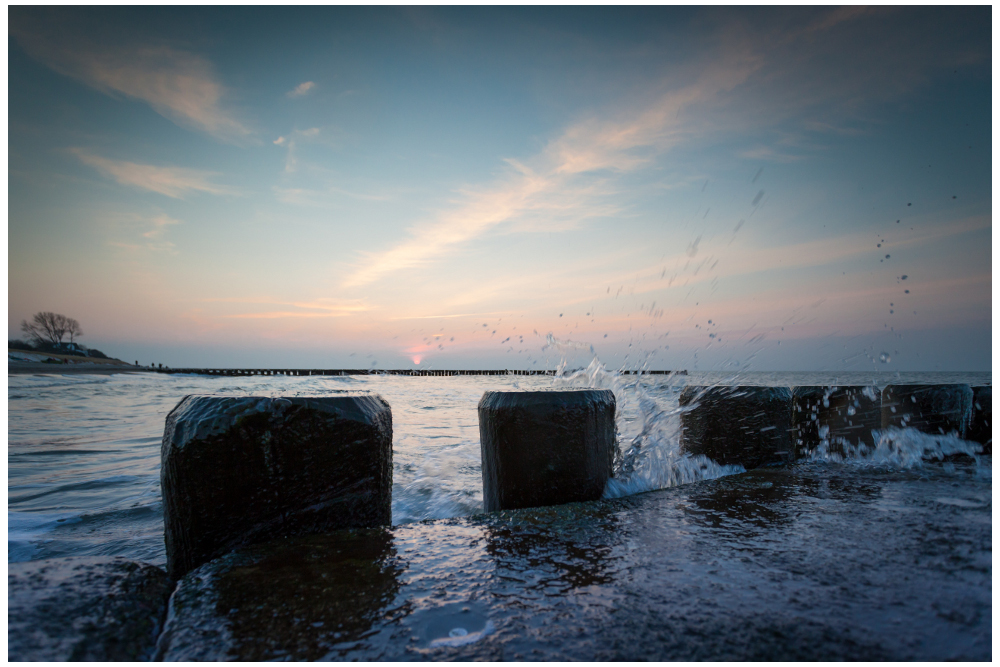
[429,621,495,647]
[549,357,744,499]
[807,425,988,470]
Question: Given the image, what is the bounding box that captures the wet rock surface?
[155,529,402,660]
[792,386,881,457]
[478,389,615,511]
[679,386,794,468]
[8,556,172,661]
[161,394,392,579]
[156,462,991,661]
[882,384,974,438]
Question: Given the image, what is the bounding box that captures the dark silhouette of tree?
[66,317,83,343]
[20,312,82,347]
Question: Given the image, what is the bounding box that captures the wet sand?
[8,362,151,375]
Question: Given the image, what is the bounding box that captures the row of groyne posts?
[160,382,989,581]
[154,367,684,377]
[6,381,991,660]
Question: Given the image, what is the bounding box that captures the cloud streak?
[201,297,371,320]
[274,128,322,173]
[11,15,252,142]
[340,8,983,291]
[287,81,315,97]
[341,35,763,288]
[72,149,238,199]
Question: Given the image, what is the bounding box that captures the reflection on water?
[683,469,795,532]
[152,459,991,661]
[160,528,404,661]
[484,503,620,592]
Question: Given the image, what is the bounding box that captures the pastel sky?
[8,7,992,371]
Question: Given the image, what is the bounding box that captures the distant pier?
[149,368,687,377]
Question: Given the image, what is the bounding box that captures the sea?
[7,364,991,568]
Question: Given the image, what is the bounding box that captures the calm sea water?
[7,367,990,567]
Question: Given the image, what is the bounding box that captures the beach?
[7,368,991,659]
[8,362,147,375]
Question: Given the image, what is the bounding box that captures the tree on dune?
[20,312,83,347]
[66,317,83,343]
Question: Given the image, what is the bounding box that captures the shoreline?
[8,362,150,375]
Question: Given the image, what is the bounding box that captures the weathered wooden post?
[791,386,880,458]
[478,390,616,512]
[881,384,973,437]
[969,386,992,454]
[160,394,393,579]
[679,386,794,469]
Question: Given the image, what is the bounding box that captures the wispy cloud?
[201,297,371,319]
[287,81,315,97]
[11,16,252,142]
[795,6,881,37]
[72,149,238,198]
[736,146,804,163]
[342,45,762,288]
[141,213,182,249]
[274,185,392,206]
[342,167,553,287]
[340,8,977,291]
[602,213,993,308]
[389,311,508,321]
[103,211,184,254]
[274,128,322,173]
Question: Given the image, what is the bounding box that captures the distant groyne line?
[150,368,687,377]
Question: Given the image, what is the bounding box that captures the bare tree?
[65,317,83,343]
[20,312,81,347]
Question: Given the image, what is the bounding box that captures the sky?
[7,7,993,371]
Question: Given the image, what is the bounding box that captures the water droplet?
[879,352,891,363]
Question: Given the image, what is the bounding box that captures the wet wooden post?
[479,390,616,511]
[969,386,991,453]
[160,395,393,580]
[680,386,794,469]
[791,386,880,458]
[881,384,973,437]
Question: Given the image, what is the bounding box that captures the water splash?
[549,355,744,499]
[808,425,989,472]
[392,437,483,524]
